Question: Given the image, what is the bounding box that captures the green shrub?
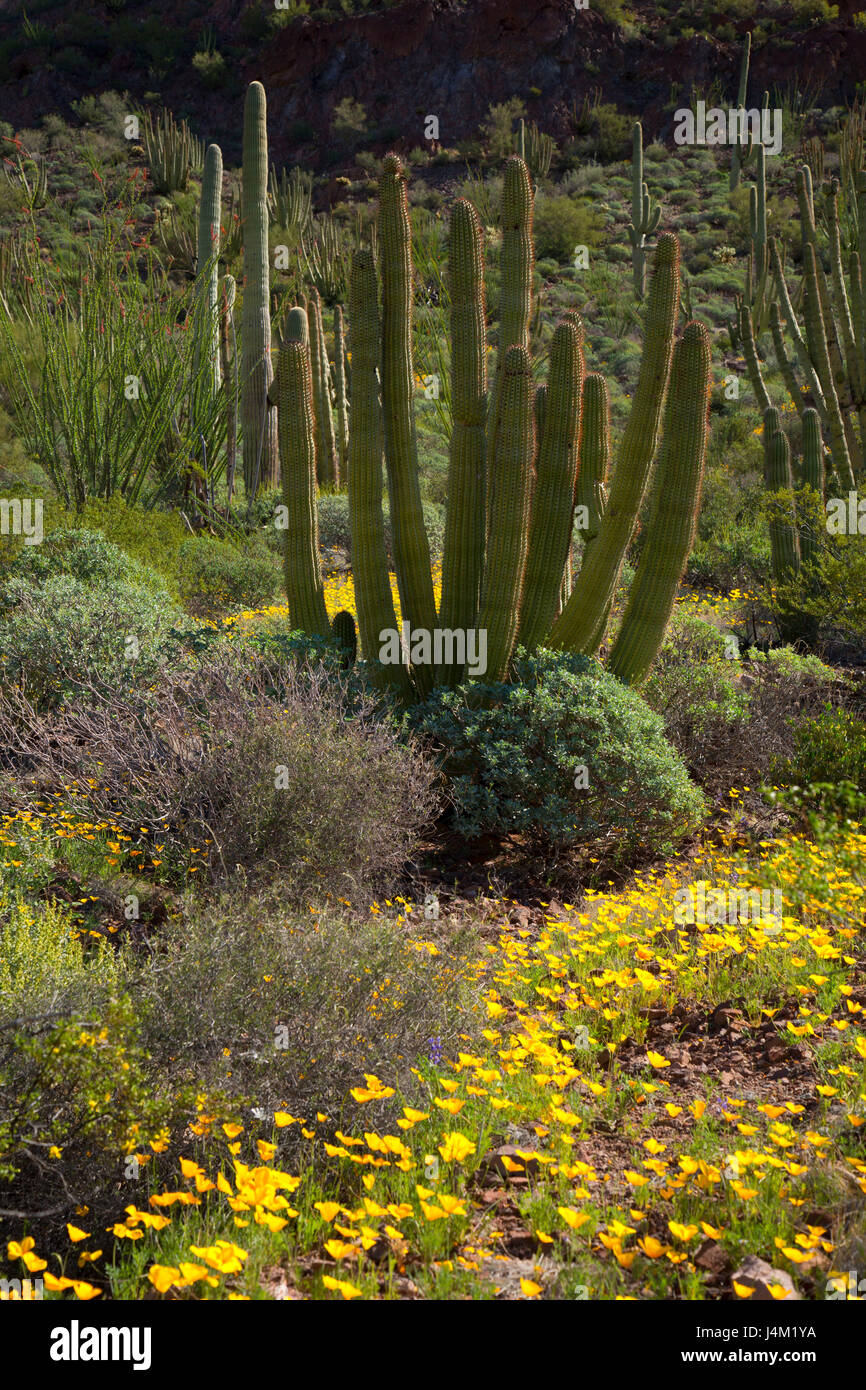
[772,705,866,792]
[409,649,705,860]
[643,614,750,771]
[175,535,278,615]
[532,194,601,263]
[480,98,525,161]
[0,537,177,708]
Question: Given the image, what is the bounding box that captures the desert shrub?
[768,705,866,818]
[37,500,191,595]
[133,891,472,1121]
[1,524,164,590]
[175,535,278,616]
[642,614,750,771]
[0,654,439,900]
[532,194,601,263]
[409,649,705,861]
[593,104,632,161]
[480,97,526,160]
[0,538,177,708]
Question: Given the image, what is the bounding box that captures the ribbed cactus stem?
[195,143,222,396]
[347,249,411,698]
[438,198,487,685]
[378,152,438,694]
[763,407,801,580]
[331,609,357,668]
[276,338,330,637]
[549,232,680,654]
[799,406,824,567]
[487,156,533,499]
[333,303,350,484]
[518,316,584,649]
[477,344,535,683]
[241,81,278,495]
[608,321,711,686]
[308,288,338,489]
[802,241,855,490]
[220,273,238,504]
[730,31,752,190]
[283,304,309,347]
[575,372,610,556]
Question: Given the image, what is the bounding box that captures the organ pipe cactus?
[241,81,278,496]
[627,122,661,301]
[574,372,610,555]
[275,143,708,700]
[142,108,203,195]
[799,406,824,567]
[730,31,752,191]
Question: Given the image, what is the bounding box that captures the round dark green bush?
[409,649,706,859]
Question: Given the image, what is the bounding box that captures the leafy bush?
[480,98,526,160]
[532,194,601,263]
[0,535,177,708]
[409,649,705,860]
[771,705,866,793]
[643,614,750,771]
[175,535,278,616]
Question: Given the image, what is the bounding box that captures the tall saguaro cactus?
[378,153,439,692]
[195,143,223,397]
[241,81,278,496]
[627,122,661,301]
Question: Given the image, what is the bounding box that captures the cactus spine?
[378,153,439,692]
[627,122,661,301]
[608,322,711,685]
[241,81,278,496]
[275,332,330,637]
[195,143,223,397]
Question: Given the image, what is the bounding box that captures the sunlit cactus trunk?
[241,81,278,496]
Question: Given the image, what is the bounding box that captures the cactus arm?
[333,303,350,485]
[608,321,711,686]
[487,156,534,503]
[308,288,338,489]
[518,316,584,650]
[730,31,752,190]
[241,81,278,496]
[762,408,801,580]
[798,407,824,568]
[438,198,488,685]
[347,250,412,698]
[476,344,535,682]
[548,232,680,654]
[802,242,856,489]
[195,143,223,396]
[276,338,330,637]
[378,153,438,693]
